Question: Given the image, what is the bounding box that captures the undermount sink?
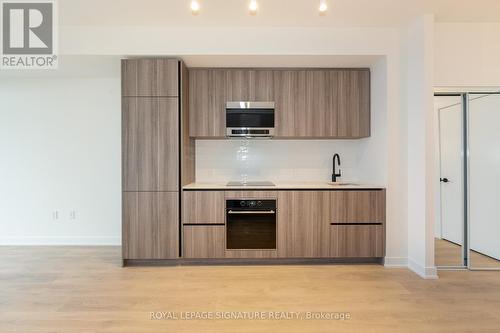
[326,182,357,186]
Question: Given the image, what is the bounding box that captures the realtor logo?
[1,0,58,69]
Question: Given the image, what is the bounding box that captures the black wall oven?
[226,199,277,250]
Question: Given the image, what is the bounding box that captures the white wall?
[404,15,438,278]
[435,23,500,87]
[0,57,121,245]
[357,58,388,185]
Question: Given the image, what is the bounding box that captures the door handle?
[227,210,275,215]
[440,178,449,183]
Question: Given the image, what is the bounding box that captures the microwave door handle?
[227,210,275,215]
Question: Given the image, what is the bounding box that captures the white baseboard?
[384,257,408,267]
[0,237,121,246]
[408,258,439,279]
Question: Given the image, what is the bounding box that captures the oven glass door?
[226,211,276,250]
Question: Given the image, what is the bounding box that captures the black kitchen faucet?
[332,153,341,182]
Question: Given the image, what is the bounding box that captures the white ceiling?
[60,0,500,27]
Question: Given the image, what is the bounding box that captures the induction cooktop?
[226,181,276,186]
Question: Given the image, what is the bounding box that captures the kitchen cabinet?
[336,70,370,138]
[183,225,225,258]
[122,58,187,263]
[277,191,331,258]
[225,69,250,101]
[188,68,370,138]
[179,189,385,261]
[182,191,225,224]
[122,97,179,192]
[273,70,296,137]
[330,190,385,224]
[250,70,274,101]
[188,69,275,137]
[122,58,178,97]
[122,192,179,259]
[274,69,370,138]
[329,190,385,258]
[330,225,384,257]
[225,69,275,102]
[279,70,329,137]
[188,69,226,137]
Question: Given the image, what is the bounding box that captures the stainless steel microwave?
[225,101,275,138]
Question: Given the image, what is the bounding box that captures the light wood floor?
[1,247,500,333]
[435,238,500,268]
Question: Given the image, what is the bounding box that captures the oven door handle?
[227,210,275,215]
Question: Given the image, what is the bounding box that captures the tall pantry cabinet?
[121,58,194,261]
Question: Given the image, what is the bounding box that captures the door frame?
[435,90,500,271]
[434,93,467,269]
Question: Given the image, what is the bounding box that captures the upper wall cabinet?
[188,69,275,137]
[122,59,179,97]
[188,69,226,137]
[188,68,370,139]
[273,69,370,138]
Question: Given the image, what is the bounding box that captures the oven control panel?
[226,199,276,210]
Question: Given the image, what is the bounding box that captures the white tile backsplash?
[196,139,363,183]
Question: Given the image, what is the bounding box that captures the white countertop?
[182,181,385,190]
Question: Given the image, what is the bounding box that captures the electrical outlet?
[69,211,76,220]
[52,210,60,220]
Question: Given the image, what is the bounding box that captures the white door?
[469,94,500,262]
[438,98,463,245]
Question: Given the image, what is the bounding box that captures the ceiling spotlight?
[249,0,258,15]
[319,0,327,14]
[190,0,200,15]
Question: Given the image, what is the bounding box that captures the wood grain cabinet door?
[183,226,225,258]
[122,97,179,191]
[249,70,274,101]
[277,191,330,258]
[182,191,225,224]
[330,190,385,224]
[188,69,226,137]
[122,192,179,259]
[336,69,370,138]
[225,69,251,102]
[330,224,384,257]
[274,69,369,138]
[122,59,178,97]
[329,190,385,258]
[273,70,296,137]
[300,70,329,137]
[274,69,331,138]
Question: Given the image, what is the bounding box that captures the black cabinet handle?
[440,178,449,183]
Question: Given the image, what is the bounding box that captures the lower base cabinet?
[179,189,386,261]
[122,192,179,259]
[330,224,385,257]
[277,191,331,258]
[183,226,225,258]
